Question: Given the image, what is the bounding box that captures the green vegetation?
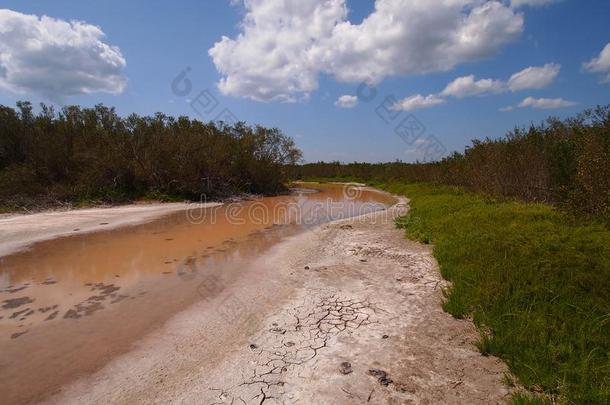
[2,100,607,402]
[291,105,610,221]
[295,106,610,402]
[378,182,610,404]
[0,101,302,210]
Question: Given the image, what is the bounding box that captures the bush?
[0,102,302,208]
[291,105,610,220]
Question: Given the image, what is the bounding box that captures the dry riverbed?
[41,195,513,404]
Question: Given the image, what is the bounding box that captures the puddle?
[0,184,394,404]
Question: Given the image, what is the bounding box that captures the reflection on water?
[0,184,394,405]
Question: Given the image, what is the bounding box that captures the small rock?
[382,334,389,339]
[359,259,367,263]
[339,362,353,375]
[304,266,310,270]
[249,343,258,350]
[368,368,393,386]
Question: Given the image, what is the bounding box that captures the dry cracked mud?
[45,194,514,404]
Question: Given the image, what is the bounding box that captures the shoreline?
[42,195,514,404]
[0,201,222,258]
[1,185,395,405]
[0,183,385,259]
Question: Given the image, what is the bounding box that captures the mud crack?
[211,294,379,404]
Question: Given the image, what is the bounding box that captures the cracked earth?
[45,194,513,404]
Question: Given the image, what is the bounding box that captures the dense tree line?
[0,102,302,209]
[292,105,610,219]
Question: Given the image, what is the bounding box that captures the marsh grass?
[383,182,610,404]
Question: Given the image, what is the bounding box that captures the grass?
[376,182,610,404]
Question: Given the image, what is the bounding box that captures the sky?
[0,0,609,163]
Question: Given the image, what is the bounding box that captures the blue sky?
[0,0,609,162]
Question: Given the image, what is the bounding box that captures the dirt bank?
[42,195,512,404]
[0,202,221,258]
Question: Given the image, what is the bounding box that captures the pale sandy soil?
[0,202,221,258]
[42,195,514,404]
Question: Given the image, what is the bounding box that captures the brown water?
[0,184,394,404]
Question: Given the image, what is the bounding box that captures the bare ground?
[43,196,513,404]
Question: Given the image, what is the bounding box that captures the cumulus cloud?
[209,0,524,101]
[507,63,561,91]
[518,96,576,109]
[334,94,358,108]
[583,43,610,83]
[401,62,561,111]
[441,75,504,98]
[511,0,560,7]
[0,9,126,101]
[391,94,445,111]
[441,63,559,100]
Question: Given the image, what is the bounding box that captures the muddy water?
[0,184,394,405]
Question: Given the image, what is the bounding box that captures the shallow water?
[0,184,394,404]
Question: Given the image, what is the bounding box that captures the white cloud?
[441,75,505,98]
[499,105,514,112]
[405,62,561,110]
[391,94,445,111]
[209,1,345,102]
[334,94,358,108]
[0,9,127,101]
[518,96,576,109]
[441,63,559,99]
[583,43,610,83]
[389,61,562,112]
[511,0,561,7]
[209,0,524,101]
[507,63,560,91]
